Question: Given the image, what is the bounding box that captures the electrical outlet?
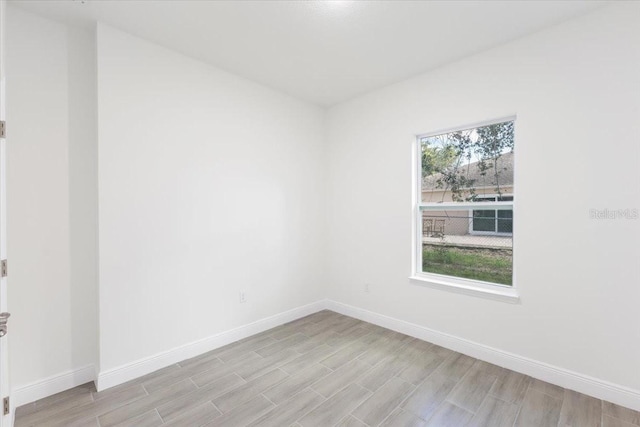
[364,283,371,293]
[239,291,247,303]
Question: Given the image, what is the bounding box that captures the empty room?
[0,0,638,426]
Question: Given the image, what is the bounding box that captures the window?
[471,195,513,235]
[412,118,517,300]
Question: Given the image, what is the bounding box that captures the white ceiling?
[11,0,605,106]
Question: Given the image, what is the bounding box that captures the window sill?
[409,273,520,304]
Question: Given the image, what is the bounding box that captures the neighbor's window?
[416,119,514,286]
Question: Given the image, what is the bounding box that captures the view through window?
[418,119,514,286]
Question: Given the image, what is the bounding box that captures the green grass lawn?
[422,244,512,285]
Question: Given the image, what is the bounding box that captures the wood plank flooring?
[14,310,640,427]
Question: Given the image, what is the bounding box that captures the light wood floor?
[15,310,640,427]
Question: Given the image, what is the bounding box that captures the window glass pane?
[472,210,496,232]
[421,121,514,203]
[497,210,513,233]
[422,208,513,286]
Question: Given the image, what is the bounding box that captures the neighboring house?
[421,152,514,237]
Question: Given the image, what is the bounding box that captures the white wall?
[326,1,640,395]
[6,6,98,390]
[68,18,99,376]
[96,25,326,374]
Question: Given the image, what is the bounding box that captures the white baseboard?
[12,364,95,408]
[96,299,328,391]
[11,299,327,409]
[326,300,640,412]
[13,299,640,415]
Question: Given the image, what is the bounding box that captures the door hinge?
[3,397,8,415]
[0,121,5,139]
[1,260,6,278]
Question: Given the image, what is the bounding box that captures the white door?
[0,0,10,425]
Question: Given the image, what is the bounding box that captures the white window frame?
[468,194,514,236]
[410,117,519,303]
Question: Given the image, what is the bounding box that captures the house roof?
[422,151,514,192]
